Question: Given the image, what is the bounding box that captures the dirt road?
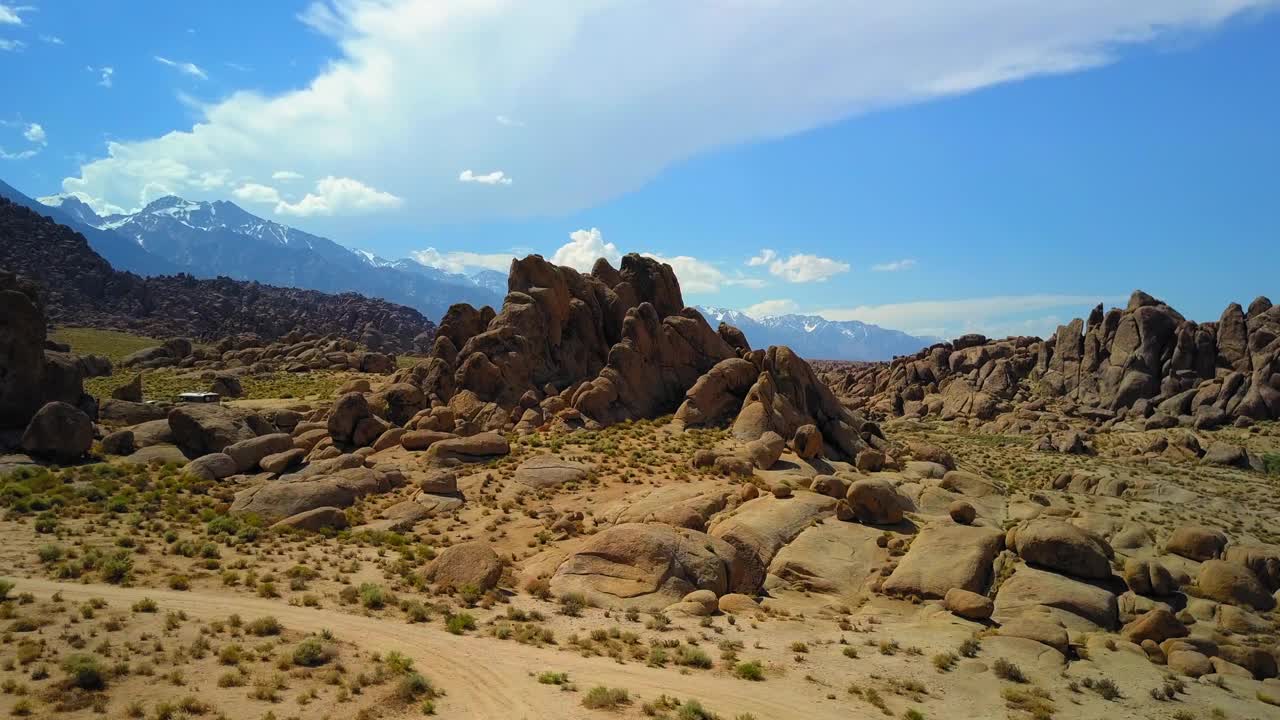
[5,576,864,720]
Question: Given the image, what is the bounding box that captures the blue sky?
[2,1,1278,338]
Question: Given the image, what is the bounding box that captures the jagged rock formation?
[0,198,433,350]
[391,253,876,459]
[824,290,1280,428]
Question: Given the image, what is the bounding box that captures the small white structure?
[177,391,221,404]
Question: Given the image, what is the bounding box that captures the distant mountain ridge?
[0,182,504,321]
[698,306,934,361]
[0,196,433,350]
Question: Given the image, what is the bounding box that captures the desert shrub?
[61,654,107,690]
[247,616,282,636]
[992,658,1026,683]
[293,637,336,667]
[446,613,476,635]
[734,660,764,681]
[395,672,435,702]
[582,686,630,710]
[359,583,388,609]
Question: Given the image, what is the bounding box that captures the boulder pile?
[1,271,97,462]
[822,290,1280,431]
[120,330,396,376]
[387,253,877,460]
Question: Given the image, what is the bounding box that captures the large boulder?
[708,494,836,594]
[845,477,906,525]
[550,523,741,608]
[745,431,785,470]
[20,401,92,462]
[0,273,47,429]
[1196,560,1276,611]
[426,431,510,464]
[270,506,349,532]
[327,392,371,445]
[111,374,144,402]
[1007,519,1114,580]
[224,433,295,473]
[1122,557,1177,597]
[993,565,1118,630]
[1223,544,1280,591]
[424,542,503,591]
[1166,525,1228,562]
[944,588,994,620]
[229,466,400,520]
[168,404,257,455]
[185,453,237,481]
[1121,608,1188,645]
[98,398,168,425]
[882,524,1004,598]
[513,454,591,489]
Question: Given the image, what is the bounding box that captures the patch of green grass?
[51,327,158,364]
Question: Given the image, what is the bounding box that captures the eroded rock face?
[1197,560,1276,611]
[550,522,740,608]
[708,494,837,594]
[0,272,47,429]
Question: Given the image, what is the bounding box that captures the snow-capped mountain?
[698,306,935,361]
[32,192,503,320]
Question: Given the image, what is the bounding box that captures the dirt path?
[5,576,866,720]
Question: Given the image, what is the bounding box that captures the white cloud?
[154,55,208,80]
[271,170,304,181]
[817,294,1121,338]
[0,146,38,160]
[232,182,283,204]
[89,66,114,88]
[744,299,799,318]
[23,123,45,145]
[552,228,621,271]
[459,169,513,186]
[0,38,23,52]
[411,247,515,274]
[52,1,1268,233]
[642,253,725,294]
[273,176,402,217]
[747,249,777,267]
[0,4,23,25]
[40,34,63,45]
[495,115,524,127]
[767,253,850,283]
[871,259,917,272]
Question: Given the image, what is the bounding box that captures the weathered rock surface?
[882,524,1004,599]
[550,522,740,607]
[20,401,92,462]
[424,542,503,591]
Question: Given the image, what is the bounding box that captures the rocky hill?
[823,290,1280,431]
[0,198,435,351]
[396,253,881,461]
[31,190,503,318]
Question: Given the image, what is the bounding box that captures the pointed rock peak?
[1126,290,1161,312]
[1247,296,1273,318]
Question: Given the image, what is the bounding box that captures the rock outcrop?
[821,290,1280,428]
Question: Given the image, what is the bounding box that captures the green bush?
[358,583,387,609]
[62,653,107,690]
[446,613,476,635]
[734,660,764,681]
[247,616,282,636]
[99,551,133,584]
[582,686,630,710]
[395,672,435,702]
[292,637,335,667]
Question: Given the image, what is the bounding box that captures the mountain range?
[1,179,933,360]
[0,180,504,320]
[698,306,935,361]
